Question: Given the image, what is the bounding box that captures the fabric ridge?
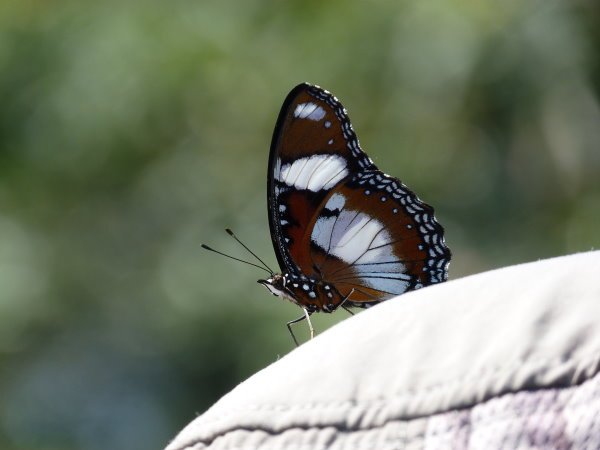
[166,251,600,450]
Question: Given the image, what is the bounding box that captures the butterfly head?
[258,274,296,303]
[258,273,341,313]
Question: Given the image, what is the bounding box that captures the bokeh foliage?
[0,1,599,448]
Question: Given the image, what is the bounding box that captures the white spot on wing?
[294,102,326,121]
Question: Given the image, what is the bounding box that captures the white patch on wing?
[324,193,346,212]
[353,261,407,275]
[273,157,282,181]
[312,216,336,251]
[294,102,326,121]
[281,156,307,185]
[370,230,390,248]
[310,206,409,295]
[353,261,410,294]
[277,155,348,192]
[327,210,362,250]
[360,277,409,294]
[311,209,397,265]
[335,214,374,249]
[353,245,395,264]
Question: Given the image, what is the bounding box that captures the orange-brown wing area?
[280,190,320,274]
[274,91,356,165]
[268,83,374,274]
[307,244,394,304]
[301,170,450,306]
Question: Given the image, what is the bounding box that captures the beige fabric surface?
[166,251,600,450]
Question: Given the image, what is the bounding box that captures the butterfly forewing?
[268,84,374,275]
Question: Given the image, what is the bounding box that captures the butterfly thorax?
[258,272,343,313]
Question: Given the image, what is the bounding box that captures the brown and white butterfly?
[255,83,451,343]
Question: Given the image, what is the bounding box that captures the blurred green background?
[1,0,599,448]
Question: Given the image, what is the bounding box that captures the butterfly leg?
[335,289,356,316]
[286,308,313,347]
[342,305,355,316]
[341,287,379,315]
[338,288,356,312]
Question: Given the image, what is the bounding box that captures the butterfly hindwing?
[304,170,449,306]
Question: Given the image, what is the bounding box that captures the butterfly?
[256,83,451,343]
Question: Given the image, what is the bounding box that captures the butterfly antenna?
[225,228,274,274]
[201,244,272,275]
